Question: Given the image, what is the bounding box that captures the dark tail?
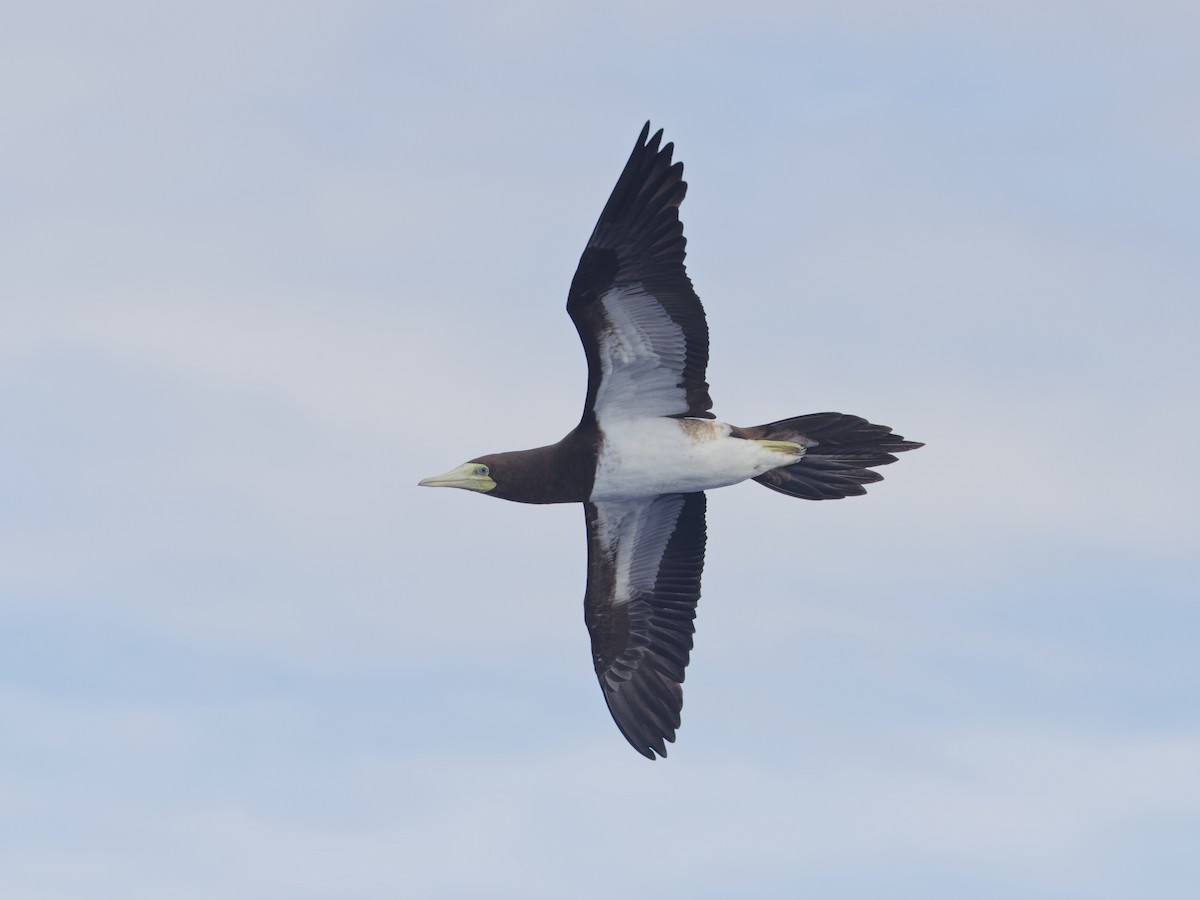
[735,412,923,500]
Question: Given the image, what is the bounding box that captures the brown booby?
[420,123,922,759]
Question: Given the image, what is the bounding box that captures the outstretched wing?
[567,123,713,425]
[583,492,707,759]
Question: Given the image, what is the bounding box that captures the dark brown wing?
[583,492,707,759]
[566,123,713,425]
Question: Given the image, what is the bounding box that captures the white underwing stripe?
[594,285,689,421]
[594,496,684,605]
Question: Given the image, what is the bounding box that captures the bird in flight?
[420,123,922,759]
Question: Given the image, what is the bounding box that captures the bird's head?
[418,458,498,495]
[419,446,577,504]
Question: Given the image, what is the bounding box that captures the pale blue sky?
[3,2,1198,898]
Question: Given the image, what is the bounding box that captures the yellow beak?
[418,463,496,493]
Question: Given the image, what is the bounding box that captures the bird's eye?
[477,465,490,477]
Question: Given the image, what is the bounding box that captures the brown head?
[418,439,595,505]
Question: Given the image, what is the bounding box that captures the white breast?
[591,417,796,501]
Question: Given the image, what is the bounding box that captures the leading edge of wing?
[567,124,713,422]
[584,492,707,759]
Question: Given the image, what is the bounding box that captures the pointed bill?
[418,463,496,493]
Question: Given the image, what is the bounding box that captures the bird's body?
[592,417,801,501]
[421,124,922,758]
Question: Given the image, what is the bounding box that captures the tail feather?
[736,412,922,501]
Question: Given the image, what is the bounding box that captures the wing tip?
[601,669,683,760]
[640,120,663,149]
[635,120,673,163]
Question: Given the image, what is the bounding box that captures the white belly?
[590,417,799,501]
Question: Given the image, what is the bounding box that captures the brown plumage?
[420,123,922,759]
